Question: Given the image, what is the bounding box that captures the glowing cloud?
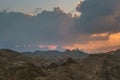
[91,32,109,37]
[63,32,120,53]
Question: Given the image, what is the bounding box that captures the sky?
[0,0,80,15]
[0,0,120,53]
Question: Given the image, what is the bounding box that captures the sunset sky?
[0,0,120,53]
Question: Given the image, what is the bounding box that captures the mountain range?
[23,49,88,62]
[0,49,120,80]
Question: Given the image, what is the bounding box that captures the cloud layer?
[0,8,75,51]
[0,0,120,52]
[75,0,120,34]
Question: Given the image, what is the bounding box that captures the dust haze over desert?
[0,0,120,80]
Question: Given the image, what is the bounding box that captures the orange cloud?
[108,32,120,46]
[63,32,120,53]
[47,45,57,50]
[91,32,109,37]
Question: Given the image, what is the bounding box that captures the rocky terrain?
[0,49,120,80]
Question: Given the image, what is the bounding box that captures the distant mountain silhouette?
[23,49,88,61]
[63,49,88,58]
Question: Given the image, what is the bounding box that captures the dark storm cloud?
[1,0,120,51]
[75,0,120,34]
[0,7,75,50]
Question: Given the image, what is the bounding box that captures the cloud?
[0,0,120,52]
[75,0,120,34]
[0,7,75,51]
[63,0,120,52]
[63,32,120,53]
[38,44,57,50]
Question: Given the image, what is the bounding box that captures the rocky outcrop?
[0,49,120,80]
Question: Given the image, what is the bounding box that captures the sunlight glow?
[63,32,120,53]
